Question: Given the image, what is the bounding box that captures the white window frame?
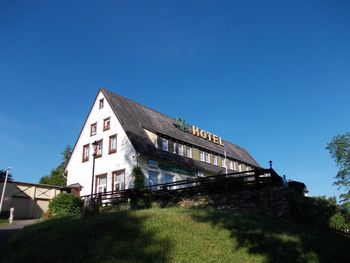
[161,138,168,151]
[200,151,205,162]
[213,155,218,165]
[229,160,234,170]
[205,152,211,163]
[178,143,183,156]
[97,175,107,193]
[222,158,226,168]
[186,146,192,158]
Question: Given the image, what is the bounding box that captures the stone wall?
[178,186,292,218]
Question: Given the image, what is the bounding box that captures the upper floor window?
[95,139,103,157]
[186,146,192,158]
[200,151,205,162]
[238,164,242,172]
[222,158,227,168]
[173,142,177,154]
[233,161,237,171]
[90,123,97,136]
[229,160,234,170]
[109,134,117,154]
[82,144,89,162]
[161,138,168,151]
[213,155,218,165]
[103,117,110,131]
[205,152,211,163]
[99,98,104,109]
[178,143,183,156]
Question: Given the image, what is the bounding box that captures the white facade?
[66,91,137,196]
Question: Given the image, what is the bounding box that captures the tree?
[326,132,350,203]
[39,145,72,186]
[0,170,13,181]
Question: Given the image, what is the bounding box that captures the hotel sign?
[174,118,224,146]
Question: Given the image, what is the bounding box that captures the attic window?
[99,99,104,109]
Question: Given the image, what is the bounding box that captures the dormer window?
[99,99,104,109]
[103,117,110,131]
[90,123,97,136]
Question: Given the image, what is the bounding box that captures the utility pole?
[0,168,11,213]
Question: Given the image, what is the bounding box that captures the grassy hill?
[1,207,349,263]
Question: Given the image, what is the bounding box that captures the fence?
[82,168,284,204]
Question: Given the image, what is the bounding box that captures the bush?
[132,166,145,189]
[49,193,83,216]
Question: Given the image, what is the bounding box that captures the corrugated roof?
[102,88,260,170]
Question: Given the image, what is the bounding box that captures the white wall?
[66,91,137,196]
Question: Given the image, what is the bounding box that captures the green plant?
[132,166,145,189]
[48,193,83,216]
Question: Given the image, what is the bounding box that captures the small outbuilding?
[0,181,61,219]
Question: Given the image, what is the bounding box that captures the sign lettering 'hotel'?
[174,118,224,146]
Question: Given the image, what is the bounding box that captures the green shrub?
[132,166,145,189]
[49,193,83,216]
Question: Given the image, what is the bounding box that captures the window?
[197,170,204,177]
[161,138,168,151]
[103,117,110,131]
[233,161,237,171]
[148,160,158,167]
[149,171,159,188]
[178,143,183,156]
[229,160,234,170]
[200,151,205,161]
[222,158,227,168]
[113,170,125,191]
[186,146,192,158]
[173,142,177,154]
[238,164,242,172]
[205,152,211,163]
[82,144,89,162]
[109,134,117,154]
[95,139,103,157]
[164,174,173,184]
[90,123,97,136]
[99,98,104,109]
[96,174,107,193]
[213,155,218,165]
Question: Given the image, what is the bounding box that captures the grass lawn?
[0,207,349,263]
[0,219,8,225]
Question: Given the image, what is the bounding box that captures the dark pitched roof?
[102,88,260,170]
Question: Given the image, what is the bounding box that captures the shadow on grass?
[0,211,172,263]
[186,208,350,263]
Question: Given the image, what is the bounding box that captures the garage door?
[11,196,30,219]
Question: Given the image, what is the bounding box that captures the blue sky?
[0,1,349,200]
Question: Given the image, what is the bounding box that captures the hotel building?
[66,89,260,196]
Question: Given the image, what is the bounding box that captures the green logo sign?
[174,118,191,133]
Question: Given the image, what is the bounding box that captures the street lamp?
[91,141,98,197]
[0,167,11,213]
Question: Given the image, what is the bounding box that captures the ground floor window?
[113,170,125,191]
[164,173,174,184]
[149,171,159,187]
[96,174,107,193]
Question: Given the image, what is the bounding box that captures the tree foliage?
[0,170,13,182]
[39,145,72,186]
[132,166,145,189]
[326,132,350,203]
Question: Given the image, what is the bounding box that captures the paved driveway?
[0,219,38,249]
